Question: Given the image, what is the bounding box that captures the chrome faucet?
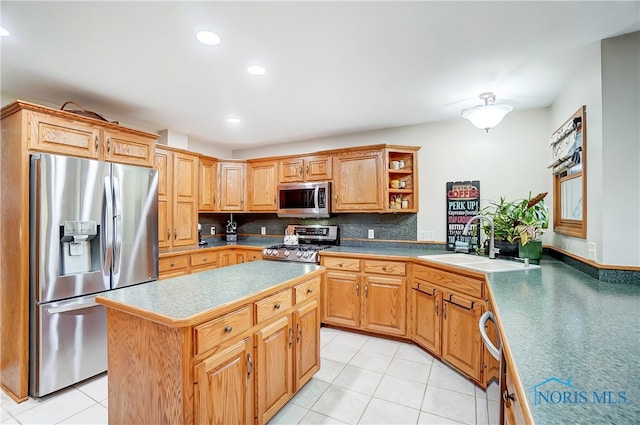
[462,215,499,259]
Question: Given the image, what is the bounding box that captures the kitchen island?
[96,260,324,425]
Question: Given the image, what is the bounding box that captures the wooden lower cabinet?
[502,355,531,424]
[294,300,320,390]
[256,316,294,425]
[324,271,360,328]
[441,294,484,382]
[411,284,441,356]
[256,298,320,425]
[194,337,254,425]
[362,275,406,336]
[322,256,407,337]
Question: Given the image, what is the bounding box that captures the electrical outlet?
[368,229,375,239]
[261,227,266,235]
[210,226,215,235]
[588,241,597,260]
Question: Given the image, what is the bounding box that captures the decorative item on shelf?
[60,101,118,124]
[401,198,409,209]
[390,160,400,169]
[399,180,406,189]
[398,160,405,169]
[479,192,549,263]
[461,92,512,132]
[390,179,400,189]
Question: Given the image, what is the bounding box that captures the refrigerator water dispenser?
[60,221,98,275]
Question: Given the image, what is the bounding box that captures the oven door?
[277,182,330,218]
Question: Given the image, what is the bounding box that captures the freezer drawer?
[30,295,107,397]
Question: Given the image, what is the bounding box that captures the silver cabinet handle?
[479,311,502,361]
[247,353,253,379]
[224,326,233,333]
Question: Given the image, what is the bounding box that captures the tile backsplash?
[198,213,417,241]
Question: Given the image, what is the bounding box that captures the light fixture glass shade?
[461,93,513,132]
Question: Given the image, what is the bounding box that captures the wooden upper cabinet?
[28,111,101,159]
[248,160,278,211]
[218,162,246,211]
[23,103,156,166]
[103,128,155,167]
[333,148,384,211]
[279,155,332,183]
[155,147,199,248]
[199,156,217,212]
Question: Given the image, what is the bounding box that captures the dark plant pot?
[494,241,519,258]
[518,240,542,264]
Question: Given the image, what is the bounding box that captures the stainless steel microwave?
[277,182,331,218]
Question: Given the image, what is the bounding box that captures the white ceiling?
[1,1,638,150]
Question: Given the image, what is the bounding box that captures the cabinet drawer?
[413,265,483,299]
[255,289,292,324]
[364,260,406,276]
[322,257,361,272]
[294,277,320,304]
[194,306,252,356]
[190,251,218,267]
[159,255,189,273]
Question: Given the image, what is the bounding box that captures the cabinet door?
[411,285,441,356]
[194,337,254,425]
[155,149,173,249]
[234,251,246,265]
[305,155,332,181]
[172,152,199,247]
[323,271,360,328]
[294,300,320,391]
[219,250,233,268]
[219,162,246,211]
[103,129,154,167]
[363,275,406,336]
[199,157,217,211]
[256,315,294,425]
[279,158,304,183]
[333,150,384,211]
[441,295,483,381]
[28,111,101,159]
[248,160,278,211]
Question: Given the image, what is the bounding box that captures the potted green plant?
[479,192,549,262]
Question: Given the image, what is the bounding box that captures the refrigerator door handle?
[47,299,99,314]
[112,176,122,277]
[103,176,114,275]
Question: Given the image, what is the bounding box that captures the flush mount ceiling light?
[247,65,266,76]
[226,116,241,124]
[196,30,220,46]
[461,92,513,132]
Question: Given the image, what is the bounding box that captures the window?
[550,106,587,238]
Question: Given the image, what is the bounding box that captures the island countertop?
[96,260,323,327]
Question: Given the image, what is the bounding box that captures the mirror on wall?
[551,106,587,238]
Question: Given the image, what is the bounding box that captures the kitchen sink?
[417,253,540,273]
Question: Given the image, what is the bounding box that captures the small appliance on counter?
[198,223,207,246]
[225,215,238,242]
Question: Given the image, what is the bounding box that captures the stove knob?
[302,252,309,259]
[284,250,290,257]
[310,252,317,262]
[296,251,303,258]
[263,248,268,256]
[272,250,279,256]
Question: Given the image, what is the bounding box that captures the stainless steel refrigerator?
[29,153,158,397]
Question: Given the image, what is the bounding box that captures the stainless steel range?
[262,225,339,263]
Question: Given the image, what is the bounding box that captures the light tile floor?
[0,327,500,424]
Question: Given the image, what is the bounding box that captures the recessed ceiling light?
[226,116,241,124]
[0,26,10,37]
[247,65,266,76]
[196,30,220,46]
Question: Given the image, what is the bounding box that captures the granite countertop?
[97,261,323,326]
[487,259,640,424]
